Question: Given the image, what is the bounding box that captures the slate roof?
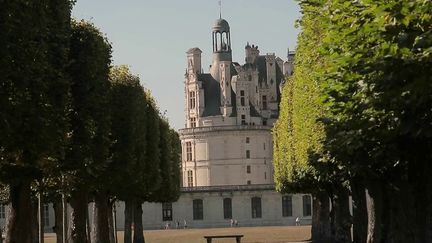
[198,74,221,117]
[197,55,284,118]
[213,18,230,32]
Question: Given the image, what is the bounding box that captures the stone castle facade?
[180,18,293,188]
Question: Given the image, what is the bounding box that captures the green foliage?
[0,0,73,184]
[64,20,112,188]
[320,0,432,179]
[109,66,180,203]
[274,0,431,194]
[148,119,181,202]
[273,0,329,192]
[109,65,148,199]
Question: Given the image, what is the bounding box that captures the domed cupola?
[212,18,231,56]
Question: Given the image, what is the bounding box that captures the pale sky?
[72,0,301,129]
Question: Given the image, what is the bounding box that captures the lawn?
[45,225,311,243]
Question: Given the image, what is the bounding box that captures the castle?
[0,18,309,231]
[180,18,292,187]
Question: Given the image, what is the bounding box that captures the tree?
[319,1,432,242]
[64,20,112,243]
[273,1,352,241]
[276,0,431,242]
[130,93,161,243]
[0,1,72,242]
[107,66,150,243]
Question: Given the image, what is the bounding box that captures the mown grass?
[45,225,311,243]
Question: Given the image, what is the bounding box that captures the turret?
[212,18,232,62]
[186,47,202,74]
[245,43,259,64]
[210,18,232,84]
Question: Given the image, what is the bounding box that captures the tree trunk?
[62,194,67,243]
[53,202,63,243]
[351,179,367,243]
[108,201,115,243]
[38,192,44,243]
[366,180,383,243]
[67,188,88,243]
[113,201,118,243]
[5,180,33,243]
[382,182,415,243]
[133,200,145,243]
[425,166,432,243]
[332,187,352,243]
[91,191,110,243]
[411,157,432,243]
[311,191,331,243]
[31,201,39,243]
[86,204,91,243]
[124,199,134,243]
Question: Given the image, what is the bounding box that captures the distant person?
[183,219,187,229]
[165,222,170,230]
[230,219,234,227]
[176,220,180,229]
[234,219,238,227]
[295,217,300,226]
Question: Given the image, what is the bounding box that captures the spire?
[219,0,222,19]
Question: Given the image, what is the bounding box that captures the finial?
[219,0,222,19]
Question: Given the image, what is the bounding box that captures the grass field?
[44,225,311,243]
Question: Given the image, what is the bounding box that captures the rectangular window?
[247,180,251,185]
[162,203,173,221]
[186,142,192,161]
[240,90,245,106]
[193,199,203,220]
[223,198,232,219]
[303,195,312,216]
[263,119,267,126]
[190,117,196,128]
[247,165,251,174]
[264,172,267,180]
[187,170,193,187]
[44,204,49,226]
[246,150,250,159]
[0,204,5,219]
[263,142,266,150]
[246,137,250,143]
[189,91,196,109]
[262,95,267,110]
[282,196,293,217]
[251,197,262,218]
[241,115,246,125]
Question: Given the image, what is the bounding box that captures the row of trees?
[274,0,431,243]
[0,1,180,243]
